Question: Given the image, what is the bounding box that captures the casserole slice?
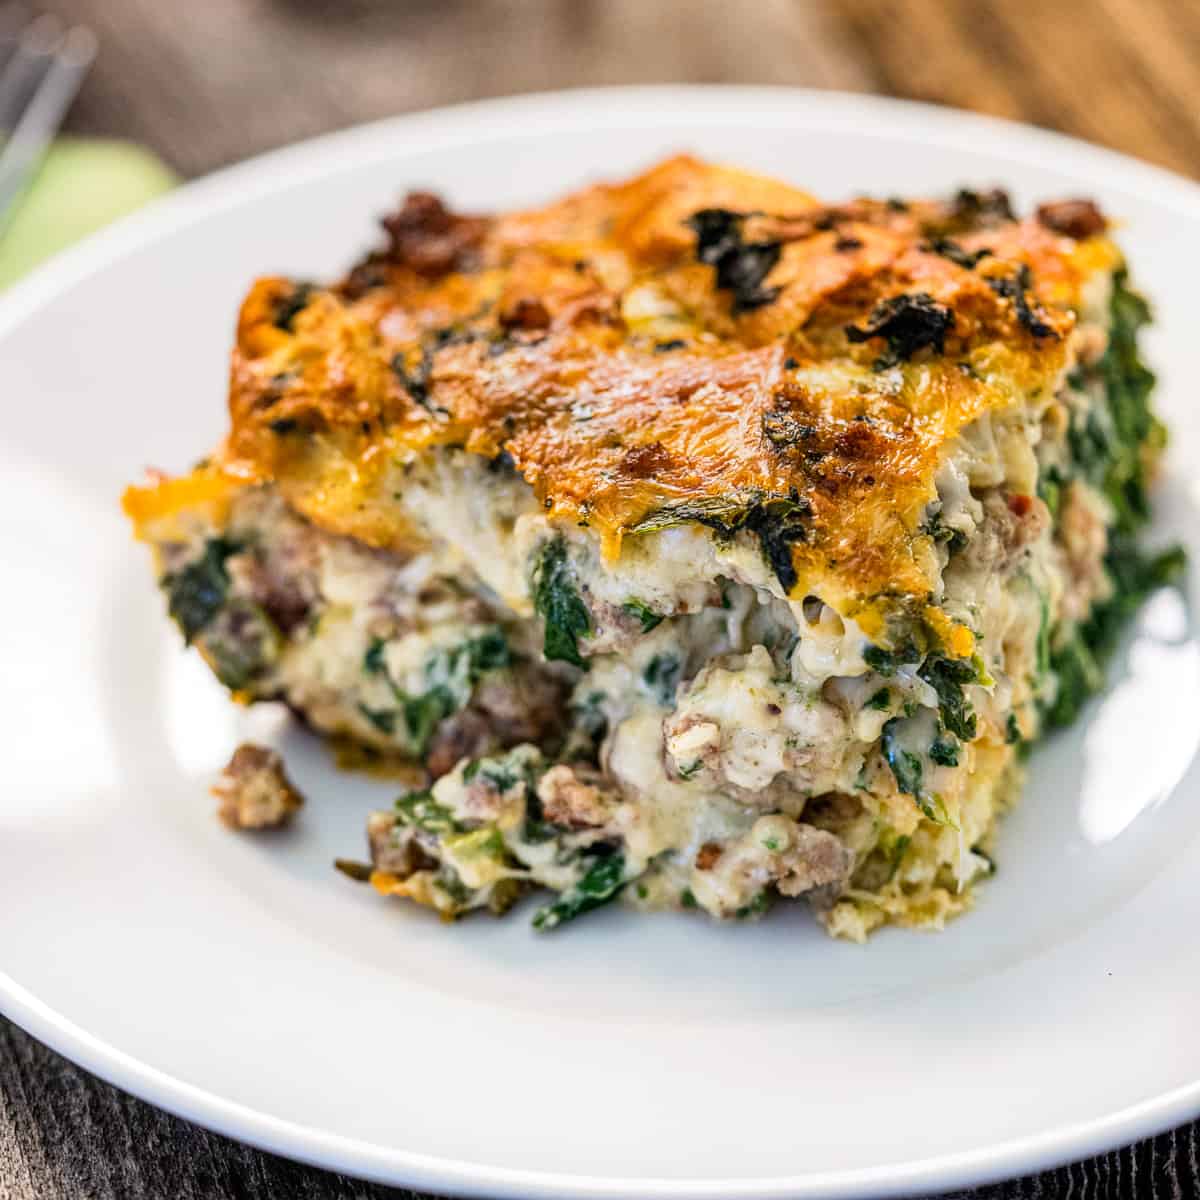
[126,159,1178,937]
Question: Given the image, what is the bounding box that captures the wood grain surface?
[5,1,1200,1197]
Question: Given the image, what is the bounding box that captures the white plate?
[3,87,1200,1199]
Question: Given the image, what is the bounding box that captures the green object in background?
[0,137,176,288]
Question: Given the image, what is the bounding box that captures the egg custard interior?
[125,157,1180,939]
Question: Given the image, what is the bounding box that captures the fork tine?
[0,13,63,133]
[0,24,95,237]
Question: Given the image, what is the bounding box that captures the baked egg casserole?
[124,156,1180,939]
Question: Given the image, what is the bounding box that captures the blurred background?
[44,0,1200,179]
[5,0,1199,287]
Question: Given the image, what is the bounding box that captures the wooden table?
[5,1,1200,1196]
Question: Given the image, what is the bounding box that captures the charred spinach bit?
[986,265,1058,340]
[390,347,436,411]
[395,789,461,835]
[1005,713,1022,744]
[164,538,242,643]
[918,653,978,741]
[643,654,682,706]
[867,687,891,711]
[622,598,664,632]
[628,490,811,592]
[744,494,810,592]
[272,282,314,331]
[653,338,687,353]
[532,851,628,930]
[685,208,782,314]
[735,892,772,920]
[845,292,954,368]
[680,887,699,909]
[391,325,471,415]
[863,641,921,676]
[922,237,992,270]
[532,538,590,668]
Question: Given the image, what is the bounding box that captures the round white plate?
[3,87,1199,1199]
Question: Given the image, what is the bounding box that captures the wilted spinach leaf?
[395,789,461,835]
[532,538,590,668]
[643,654,682,706]
[881,719,923,796]
[622,598,663,632]
[532,851,628,931]
[918,653,979,741]
[164,538,241,643]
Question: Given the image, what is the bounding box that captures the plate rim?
[4,84,1200,1198]
[5,969,1196,1200]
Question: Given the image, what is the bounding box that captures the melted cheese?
[124,155,1121,631]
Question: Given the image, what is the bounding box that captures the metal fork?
[0,6,96,239]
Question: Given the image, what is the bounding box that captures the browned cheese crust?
[126,156,1120,622]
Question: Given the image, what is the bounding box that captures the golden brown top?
[126,156,1120,618]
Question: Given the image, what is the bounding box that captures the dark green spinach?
[532,539,591,668]
[163,538,241,643]
[532,852,628,930]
